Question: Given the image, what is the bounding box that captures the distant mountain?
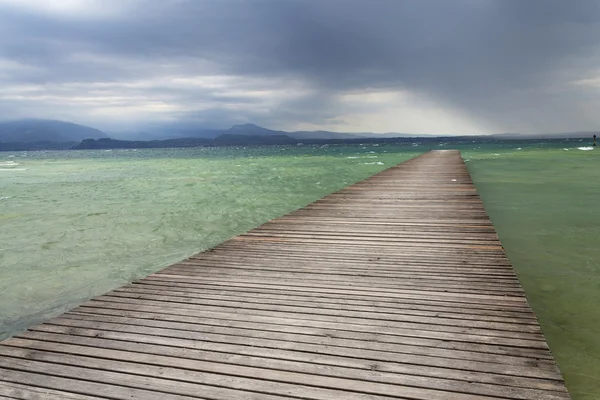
[6,119,596,149]
[0,119,430,145]
[169,128,224,139]
[226,124,287,136]
[0,119,107,143]
[289,131,361,140]
[107,128,224,140]
[104,130,160,140]
[225,125,429,140]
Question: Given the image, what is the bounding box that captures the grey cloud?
[1,0,600,133]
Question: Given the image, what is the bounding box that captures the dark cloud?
[1,0,599,133]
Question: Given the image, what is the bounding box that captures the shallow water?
[466,147,600,400]
[0,145,418,337]
[0,140,598,398]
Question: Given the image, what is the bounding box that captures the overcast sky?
[1,0,600,134]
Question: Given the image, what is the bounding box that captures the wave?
[0,161,19,166]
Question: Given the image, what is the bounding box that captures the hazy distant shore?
[1,135,595,152]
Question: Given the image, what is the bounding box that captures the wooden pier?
[0,150,570,399]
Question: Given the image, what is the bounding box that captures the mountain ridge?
[1,118,598,144]
[0,119,107,143]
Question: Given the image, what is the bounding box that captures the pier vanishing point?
[0,150,570,400]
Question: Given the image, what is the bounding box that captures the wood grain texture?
[0,150,570,399]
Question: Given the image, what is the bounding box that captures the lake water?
[0,140,598,398]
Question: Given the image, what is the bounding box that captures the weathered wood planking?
[0,150,570,400]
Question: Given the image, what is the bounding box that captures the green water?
[0,145,418,336]
[465,146,600,400]
[0,141,598,398]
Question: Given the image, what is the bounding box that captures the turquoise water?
[0,145,418,336]
[0,140,598,398]
[465,146,600,400]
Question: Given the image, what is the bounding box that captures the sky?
[1,0,600,135]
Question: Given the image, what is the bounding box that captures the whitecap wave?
[346,156,359,159]
[0,168,27,171]
[0,161,19,166]
[578,147,594,151]
[0,196,11,200]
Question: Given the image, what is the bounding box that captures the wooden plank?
[112,285,537,323]
[41,314,543,366]
[142,275,532,307]
[0,150,570,399]
[68,303,551,348]
[155,272,525,296]
[129,280,535,313]
[0,347,516,400]
[16,324,561,382]
[0,382,105,400]
[173,262,522,281]
[63,309,549,359]
[0,368,200,400]
[98,291,538,332]
[1,338,569,400]
[9,331,566,394]
[85,296,544,339]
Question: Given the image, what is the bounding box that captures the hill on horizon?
[1,118,597,144]
[0,119,107,143]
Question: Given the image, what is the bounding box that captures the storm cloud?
[1,0,600,134]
